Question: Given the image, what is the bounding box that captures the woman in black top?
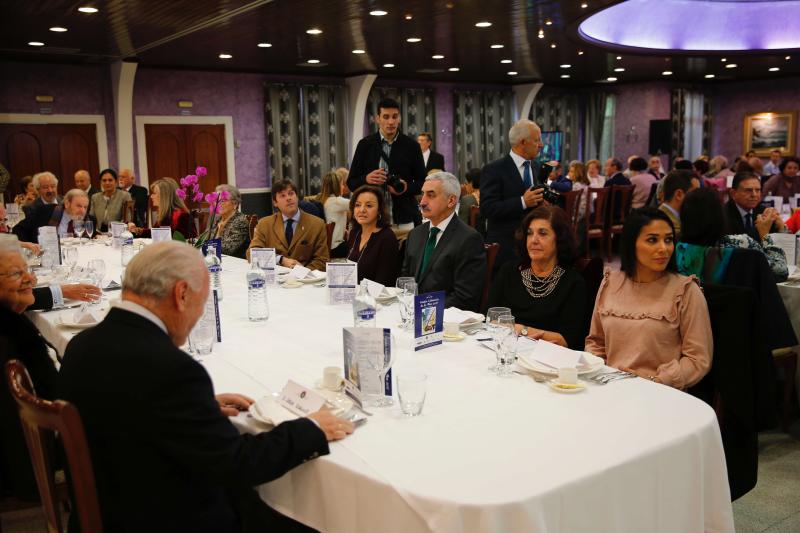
[487,206,587,350]
[345,186,399,286]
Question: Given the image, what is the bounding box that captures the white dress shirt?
[509,150,533,209]
[422,149,430,167]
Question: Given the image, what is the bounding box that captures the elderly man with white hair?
[59,241,352,532]
[400,172,486,312]
[13,188,90,243]
[480,119,546,271]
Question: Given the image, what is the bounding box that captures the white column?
[345,74,377,161]
[512,83,543,122]
[110,61,137,174]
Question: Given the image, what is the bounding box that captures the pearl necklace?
[521,265,564,299]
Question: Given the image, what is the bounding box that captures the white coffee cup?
[558,367,578,385]
[444,322,460,337]
[322,366,343,390]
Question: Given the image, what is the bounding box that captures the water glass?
[87,259,106,305]
[495,315,517,377]
[396,277,417,330]
[189,319,215,356]
[486,307,511,371]
[397,373,427,416]
[62,246,78,272]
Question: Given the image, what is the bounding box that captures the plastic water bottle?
[352,279,377,327]
[204,244,223,301]
[247,260,269,321]
[120,228,134,266]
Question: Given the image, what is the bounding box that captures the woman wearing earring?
[344,185,399,286]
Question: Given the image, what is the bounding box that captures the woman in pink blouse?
[585,207,712,390]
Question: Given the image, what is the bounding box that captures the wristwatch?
[520,327,529,337]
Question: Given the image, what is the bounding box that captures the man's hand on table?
[61,283,102,302]
[216,393,254,416]
[280,257,299,268]
[308,408,354,441]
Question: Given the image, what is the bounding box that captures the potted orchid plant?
[176,166,230,247]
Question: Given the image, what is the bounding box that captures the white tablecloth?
[30,241,734,533]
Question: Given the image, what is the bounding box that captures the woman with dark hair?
[677,188,788,282]
[90,168,132,232]
[344,185,399,286]
[486,206,587,349]
[585,207,712,390]
[763,155,800,202]
[457,168,484,233]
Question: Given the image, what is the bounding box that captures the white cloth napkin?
[520,340,587,369]
[443,307,483,325]
[249,396,297,426]
[72,306,100,324]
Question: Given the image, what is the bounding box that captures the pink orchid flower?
[176,188,186,199]
[196,166,208,177]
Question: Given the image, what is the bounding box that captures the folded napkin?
[366,279,401,299]
[443,307,483,325]
[72,306,100,325]
[275,264,291,275]
[518,340,588,370]
[249,396,297,426]
[288,265,311,280]
[104,280,121,291]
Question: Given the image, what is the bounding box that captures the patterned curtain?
[265,84,347,196]
[670,88,687,166]
[702,92,713,156]
[582,92,608,162]
[367,87,436,138]
[530,91,580,163]
[453,90,513,177]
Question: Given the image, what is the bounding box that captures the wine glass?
[73,220,85,242]
[84,220,95,241]
[396,277,416,330]
[486,307,512,371]
[363,333,396,407]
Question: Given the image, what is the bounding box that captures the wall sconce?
[178,100,193,108]
[625,126,638,144]
[35,95,54,103]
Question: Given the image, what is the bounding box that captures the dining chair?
[469,204,480,229]
[606,185,634,260]
[480,243,500,312]
[325,222,335,252]
[121,200,135,225]
[584,187,610,259]
[561,189,583,233]
[246,214,259,241]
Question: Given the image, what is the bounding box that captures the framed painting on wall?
[743,111,796,156]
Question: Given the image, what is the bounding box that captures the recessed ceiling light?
[721,57,727,62]
[538,33,545,39]
[306,28,322,35]
[491,44,504,49]
[383,63,395,68]
[545,20,553,26]
[500,59,512,64]
[769,67,780,72]
[725,63,737,68]
[257,43,272,48]
[785,55,791,60]
[705,74,715,78]
[369,10,388,16]
[432,54,444,59]
[607,77,617,81]
[616,55,622,60]
[550,43,557,48]
[352,49,365,54]
[78,6,98,13]
[581,2,589,8]
[614,67,625,72]
[662,70,673,76]
[28,41,44,46]
[448,67,460,72]
[307,59,320,64]
[578,50,584,55]
[406,37,422,43]
[405,14,412,20]
[49,27,67,32]
[475,21,492,28]
[561,74,570,79]
[507,71,518,75]
[219,53,232,59]
[560,64,571,68]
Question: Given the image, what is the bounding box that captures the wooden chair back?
[5,360,102,533]
[121,200,135,225]
[326,222,335,252]
[584,187,610,259]
[246,214,259,241]
[481,243,500,312]
[469,204,480,229]
[561,189,584,231]
[606,185,635,259]
[573,256,604,338]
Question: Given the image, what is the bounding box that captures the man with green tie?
[400,172,486,312]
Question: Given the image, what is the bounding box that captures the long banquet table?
[31,241,735,533]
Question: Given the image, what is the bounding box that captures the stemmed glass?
[363,333,396,407]
[74,220,85,243]
[396,277,417,330]
[84,220,95,242]
[87,259,106,305]
[486,307,512,372]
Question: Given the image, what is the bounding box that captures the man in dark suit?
[23,171,62,217]
[348,98,427,229]
[417,132,445,173]
[480,119,545,271]
[13,188,90,243]
[725,171,785,241]
[118,168,149,227]
[59,242,353,532]
[74,169,100,198]
[603,158,631,188]
[401,172,486,311]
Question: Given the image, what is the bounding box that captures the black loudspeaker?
[649,119,671,155]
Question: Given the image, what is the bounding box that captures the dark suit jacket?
[121,184,148,227]
[59,308,329,532]
[401,215,486,311]
[86,186,101,198]
[480,154,529,269]
[724,200,768,242]
[348,132,427,225]
[603,172,631,188]
[425,150,445,173]
[13,202,89,243]
[248,210,329,271]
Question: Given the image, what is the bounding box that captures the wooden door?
[0,123,99,197]
[144,123,227,191]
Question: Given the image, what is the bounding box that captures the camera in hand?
[532,160,561,205]
[385,173,404,190]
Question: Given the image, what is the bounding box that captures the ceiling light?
[432,54,444,59]
[578,50,584,55]
[560,64,571,68]
[507,71,518,75]
[28,41,44,46]
[785,56,791,60]
[219,53,232,59]
[78,6,98,13]
[49,27,67,32]
[721,57,727,62]
[405,14,412,20]
[538,33,545,39]
[491,44,504,49]
[306,28,322,35]
[662,70,673,76]
[616,55,622,60]
[581,2,589,8]
[501,59,512,64]
[475,21,492,28]
[369,10,388,16]
[769,67,780,72]
[607,77,617,81]
[383,63,395,68]
[614,67,625,72]
[257,42,272,48]
[545,20,553,26]
[407,37,422,43]
[448,67,460,72]
[725,63,737,68]
[352,49,365,54]
[561,74,570,79]
[704,74,715,78]
[550,43,557,48]
[307,59,320,64]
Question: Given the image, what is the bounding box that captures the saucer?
[314,378,344,392]
[547,379,586,394]
[282,280,303,289]
[443,332,466,342]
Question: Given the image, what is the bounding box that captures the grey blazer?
[401,214,486,312]
[90,189,132,231]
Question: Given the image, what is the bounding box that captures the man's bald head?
[74,170,91,191]
[119,168,135,189]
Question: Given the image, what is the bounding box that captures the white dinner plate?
[55,316,99,330]
[517,352,604,376]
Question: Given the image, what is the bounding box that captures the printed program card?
[151,227,172,242]
[414,291,445,351]
[343,327,392,403]
[250,248,276,285]
[327,262,358,304]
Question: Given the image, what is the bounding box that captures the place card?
[327,262,358,304]
[764,195,783,212]
[343,327,393,403]
[250,248,276,285]
[414,291,445,351]
[202,238,222,259]
[151,227,172,242]
[771,233,798,266]
[278,380,326,417]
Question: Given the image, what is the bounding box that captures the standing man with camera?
[480,119,545,272]
[348,98,427,230]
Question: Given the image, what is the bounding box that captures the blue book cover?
[414,291,445,351]
[202,238,223,260]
